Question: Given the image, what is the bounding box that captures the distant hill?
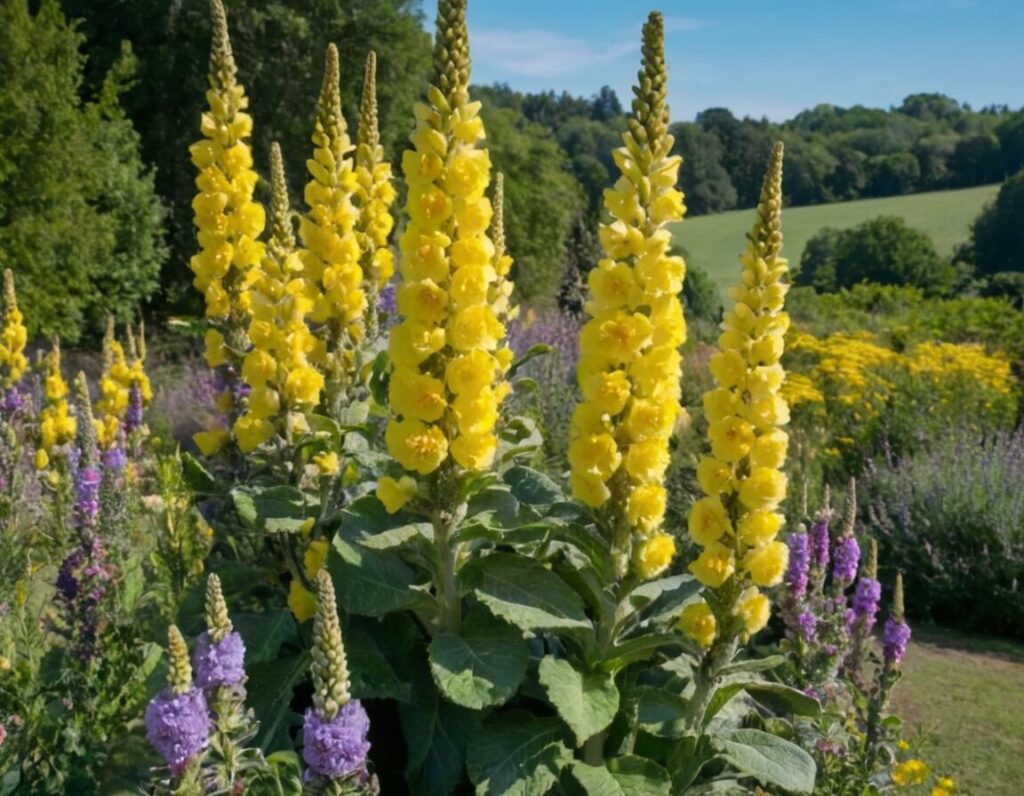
[673,184,1000,296]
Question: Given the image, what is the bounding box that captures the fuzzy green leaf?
[537,656,619,746]
[467,711,572,796]
[716,729,817,794]
[503,465,563,504]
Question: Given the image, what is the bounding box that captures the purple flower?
[1,387,23,416]
[124,384,144,434]
[302,701,371,780]
[786,531,810,600]
[797,610,818,642]
[852,578,882,629]
[102,447,127,473]
[378,283,397,317]
[882,617,911,664]
[193,631,246,690]
[75,467,101,529]
[145,687,209,773]
[831,536,860,584]
[810,515,830,570]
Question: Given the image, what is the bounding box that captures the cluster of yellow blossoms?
[190,0,266,380]
[355,51,398,338]
[680,143,791,648]
[232,143,327,454]
[38,340,76,462]
[95,320,152,448]
[0,270,28,390]
[567,12,686,581]
[379,0,513,505]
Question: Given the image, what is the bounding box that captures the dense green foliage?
[796,216,954,293]
[969,169,1024,276]
[0,0,165,343]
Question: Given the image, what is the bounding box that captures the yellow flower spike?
[568,12,686,580]
[300,43,365,409]
[1,269,29,389]
[386,0,511,483]
[683,142,789,653]
[678,601,717,648]
[38,339,76,458]
[190,0,265,376]
[356,50,396,341]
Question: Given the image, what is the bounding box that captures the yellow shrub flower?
[892,759,930,787]
[38,340,76,458]
[0,270,28,389]
[190,0,265,372]
[377,475,418,514]
[679,601,717,648]
[635,533,677,580]
[384,0,514,483]
[683,141,790,650]
[194,428,230,457]
[312,451,340,476]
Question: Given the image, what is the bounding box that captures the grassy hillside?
[672,184,1000,296]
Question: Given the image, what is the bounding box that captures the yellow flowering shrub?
[382,0,513,491]
[568,12,686,580]
[0,270,28,390]
[188,0,265,373]
[38,340,76,464]
[682,142,789,648]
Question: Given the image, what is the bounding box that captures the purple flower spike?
[145,687,210,773]
[810,515,830,570]
[882,617,911,664]
[786,532,810,600]
[302,701,371,780]
[102,447,127,473]
[125,384,144,433]
[852,578,882,629]
[193,631,246,690]
[75,467,101,529]
[797,610,818,642]
[832,536,860,584]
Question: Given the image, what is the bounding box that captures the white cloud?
[472,29,637,78]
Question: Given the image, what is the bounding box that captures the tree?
[0,0,165,342]
[865,152,920,196]
[61,0,432,312]
[971,171,1024,275]
[671,122,737,215]
[797,217,953,294]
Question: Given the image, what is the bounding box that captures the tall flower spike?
[236,142,324,453]
[683,142,788,647]
[570,11,686,581]
[356,50,397,341]
[72,372,99,469]
[299,44,364,412]
[490,172,516,325]
[1,269,28,389]
[39,338,76,456]
[190,0,265,408]
[146,626,209,774]
[384,0,512,483]
[168,625,194,696]
[310,569,350,719]
[205,573,233,643]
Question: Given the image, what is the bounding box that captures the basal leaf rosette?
[236,143,326,454]
[382,0,513,504]
[298,43,365,411]
[568,12,687,582]
[189,0,266,381]
[680,142,791,654]
[355,50,397,339]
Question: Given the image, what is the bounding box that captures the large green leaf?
[345,615,416,703]
[718,655,785,677]
[537,657,619,746]
[180,451,217,492]
[741,681,822,718]
[467,711,572,796]
[231,485,313,534]
[601,634,684,671]
[328,536,430,618]
[716,729,816,794]
[248,652,310,752]
[503,465,563,504]
[567,756,672,796]
[232,610,299,664]
[462,553,590,632]
[429,606,528,709]
[636,687,690,739]
[625,575,702,626]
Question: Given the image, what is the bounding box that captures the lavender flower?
[75,467,101,529]
[797,610,818,642]
[882,618,911,665]
[786,531,810,600]
[302,701,371,780]
[102,447,127,473]
[145,686,210,773]
[124,384,144,434]
[810,514,830,571]
[852,578,882,629]
[377,283,397,318]
[1,387,23,416]
[193,631,246,690]
[831,535,860,584]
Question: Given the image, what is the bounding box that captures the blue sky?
[462,0,1024,121]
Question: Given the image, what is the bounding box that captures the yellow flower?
[622,438,671,482]
[233,413,275,453]
[571,472,612,508]
[449,305,504,351]
[688,496,732,546]
[581,370,633,416]
[385,419,448,475]
[568,433,621,482]
[450,432,498,471]
[689,542,736,588]
[194,428,230,457]
[678,601,717,647]
[737,510,784,546]
[389,321,446,368]
[312,451,340,476]
[635,533,676,580]
[288,581,318,623]
[742,541,789,587]
[708,416,755,463]
[738,467,788,510]
[892,759,930,787]
[696,457,733,495]
[734,586,770,636]
[446,349,498,395]
[389,367,447,422]
[34,449,49,471]
[283,366,325,407]
[749,429,789,469]
[626,484,667,532]
[377,475,418,514]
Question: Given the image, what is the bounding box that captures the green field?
[671,184,1000,295]
[894,625,1024,795]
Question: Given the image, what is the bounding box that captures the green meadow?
[673,184,1000,295]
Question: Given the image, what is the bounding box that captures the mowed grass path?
[893,625,1024,795]
[671,184,999,296]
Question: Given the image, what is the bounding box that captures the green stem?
[433,511,462,634]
